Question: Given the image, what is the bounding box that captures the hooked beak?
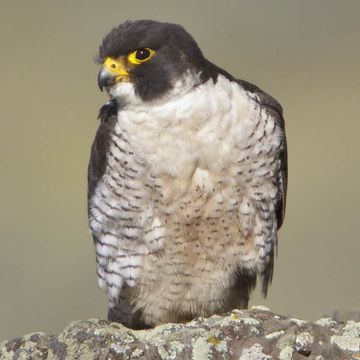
[97,68,114,91]
[97,57,129,91]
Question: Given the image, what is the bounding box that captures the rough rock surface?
[1,307,359,359]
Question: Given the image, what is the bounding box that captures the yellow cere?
[104,57,129,76]
[128,48,156,65]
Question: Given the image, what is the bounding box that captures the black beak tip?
[97,68,112,92]
[97,73,105,92]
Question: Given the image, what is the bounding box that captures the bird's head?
[96,20,212,105]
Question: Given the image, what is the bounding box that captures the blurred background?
[0,0,359,342]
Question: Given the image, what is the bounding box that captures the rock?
[1,308,359,359]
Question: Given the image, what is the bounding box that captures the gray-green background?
[1,0,359,342]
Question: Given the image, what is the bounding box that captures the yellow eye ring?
[128,48,155,65]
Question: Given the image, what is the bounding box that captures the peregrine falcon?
[88,20,287,329]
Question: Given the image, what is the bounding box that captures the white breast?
[116,75,258,179]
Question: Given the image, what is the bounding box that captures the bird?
[88,19,287,329]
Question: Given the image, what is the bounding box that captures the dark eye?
[128,48,155,64]
[135,48,151,61]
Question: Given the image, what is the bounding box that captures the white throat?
[109,70,201,109]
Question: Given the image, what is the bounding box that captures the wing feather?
[87,100,118,203]
[236,79,288,295]
[237,79,288,230]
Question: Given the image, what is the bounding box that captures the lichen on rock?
[1,308,359,359]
